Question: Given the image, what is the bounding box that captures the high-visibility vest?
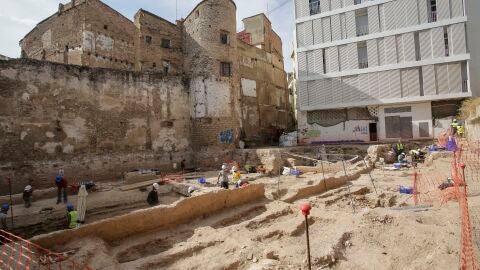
[397,143,404,151]
[458,126,465,134]
[451,122,459,128]
[68,211,78,229]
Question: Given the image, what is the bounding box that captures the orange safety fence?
[1,229,92,270]
[413,135,479,270]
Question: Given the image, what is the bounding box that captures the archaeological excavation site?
[1,0,480,269]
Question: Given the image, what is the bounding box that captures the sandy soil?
[46,155,472,270]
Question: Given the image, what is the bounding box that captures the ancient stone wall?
[183,0,242,150]
[134,10,183,74]
[0,59,191,194]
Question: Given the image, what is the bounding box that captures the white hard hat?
[153,183,160,190]
[24,185,32,191]
[221,164,227,170]
[231,166,238,172]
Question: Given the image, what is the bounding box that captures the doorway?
[369,123,378,141]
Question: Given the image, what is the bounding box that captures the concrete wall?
[0,59,191,194]
[297,111,373,144]
[377,102,433,141]
[134,10,183,74]
[466,0,480,97]
[32,183,266,248]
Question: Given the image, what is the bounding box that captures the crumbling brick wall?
[134,10,183,74]
[0,59,192,194]
[237,40,289,143]
[20,0,137,71]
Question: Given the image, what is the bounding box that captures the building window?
[428,0,437,22]
[355,9,369,37]
[309,0,320,15]
[220,62,232,77]
[220,31,230,45]
[161,39,171,48]
[163,60,170,74]
[444,27,450,56]
[153,62,156,68]
[104,25,108,30]
[145,36,152,44]
[357,41,368,69]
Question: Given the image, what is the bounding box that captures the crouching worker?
[147,183,160,206]
[66,203,78,229]
[23,185,33,208]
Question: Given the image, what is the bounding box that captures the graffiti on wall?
[352,125,368,135]
[219,129,234,144]
[299,128,321,144]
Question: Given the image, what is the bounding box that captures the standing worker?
[23,185,33,208]
[457,125,465,137]
[451,119,459,135]
[147,183,160,206]
[66,203,78,229]
[393,139,405,158]
[55,174,68,204]
[217,164,229,189]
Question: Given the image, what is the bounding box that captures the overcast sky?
[0,0,294,71]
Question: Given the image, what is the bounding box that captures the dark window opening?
[161,39,171,48]
[104,25,108,30]
[220,62,232,77]
[414,32,421,61]
[322,48,326,74]
[145,36,152,44]
[428,0,437,22]
[153,62,156,68]
[309,0,320,15]
[444,27,449,56]
[220,31,230,45]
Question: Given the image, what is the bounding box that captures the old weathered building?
[2,0,291,191]
[20,0,290,148]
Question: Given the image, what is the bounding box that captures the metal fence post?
[362,158,378,195]
[341,159,355,213]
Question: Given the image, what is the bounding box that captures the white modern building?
[293,0,479,144]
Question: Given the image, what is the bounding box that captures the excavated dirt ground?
[36,155,469,270]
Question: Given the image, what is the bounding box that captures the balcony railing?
[428,11,437,23]
[463,79,469,92]
[359,59,369,69]
[356,24,369,37]
[310,1,320,15]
